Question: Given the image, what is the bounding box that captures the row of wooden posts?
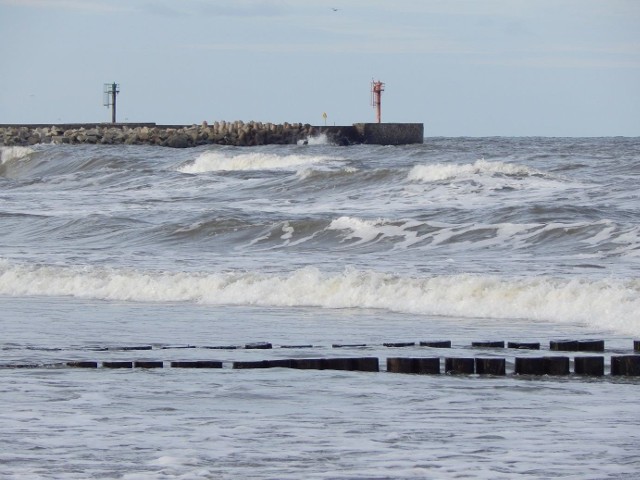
[25,339,640,352]
[15,354,638,376]
[5,339,640,376]
[387,355,640,376]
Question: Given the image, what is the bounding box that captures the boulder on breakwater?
[0,121,320,148]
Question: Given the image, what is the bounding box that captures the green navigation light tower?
[103,82,120,123]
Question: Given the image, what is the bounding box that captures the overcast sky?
[1,0,638,136]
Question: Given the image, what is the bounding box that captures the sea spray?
[297,133,330,146]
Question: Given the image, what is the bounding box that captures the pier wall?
[353,123,424,145]
[0,121,424,147]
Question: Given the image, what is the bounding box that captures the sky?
[0,0,638,136]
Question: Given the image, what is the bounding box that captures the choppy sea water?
[1,137,639,479]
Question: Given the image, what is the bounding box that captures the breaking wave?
[323,216,640,255]
[297,133,330,146]
[0,146,35,165]
[178,151,340,173]
[408,159,545,182]
[1,260,639,336]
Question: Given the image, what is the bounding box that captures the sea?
[0,136,639,479]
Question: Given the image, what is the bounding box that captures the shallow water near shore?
[1,137,640,478]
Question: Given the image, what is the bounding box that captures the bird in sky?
[331,8,338,12]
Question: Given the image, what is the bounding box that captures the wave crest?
[178,151,337,173]
[327,216,423,246]
[1,261,638,335]
[0,146,35,165]
[408,159,543,182]
[297,133,330,145]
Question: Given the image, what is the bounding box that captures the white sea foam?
[178,151,335,173]
[327,216,424,247]
[280,221,294,240]
[324,216,640,254]
[0,146,35,165]
[328,216,388,244]
[297,133,329,145]
[407,159,543,182]
[296,165,358,180]
[1,261,639,336]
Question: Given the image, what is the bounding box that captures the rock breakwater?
[0,122,321,148]
[0,121,423,147]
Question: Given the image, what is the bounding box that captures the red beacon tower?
[371,79,385,123]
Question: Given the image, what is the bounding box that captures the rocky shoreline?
[0,122,334,148]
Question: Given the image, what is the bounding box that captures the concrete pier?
[0,121,424,147]
[352,123,424,145]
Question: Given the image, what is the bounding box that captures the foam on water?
[328,216,388,243]
[0,146,35,165]
[295,165,358,180]
[407,159,545,182]
[327,216,424,247]
[324,216,640,256]
[178,150,338,173]
[296,133,330,145]
[2,139,640,479]
[1,260,638,335]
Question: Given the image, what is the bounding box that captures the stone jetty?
[0,121,423,147]
[0,122,319,148]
